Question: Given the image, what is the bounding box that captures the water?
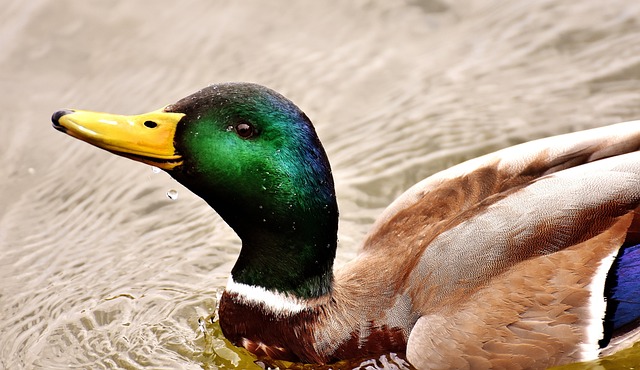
[2,0,640,368]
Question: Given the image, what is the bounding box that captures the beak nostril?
[52,109,75,126]
[144,120,158,128]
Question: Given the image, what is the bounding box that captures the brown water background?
[2,1,640,368]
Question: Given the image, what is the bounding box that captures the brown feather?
[406,213,635,369]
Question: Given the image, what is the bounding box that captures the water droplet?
[258,205,263,209]
[167,189,179,200]
[151,166,161,174]
[197,317,206,335]
[226,125,234,132]
[262,219,266,222]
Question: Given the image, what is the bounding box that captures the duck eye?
[144,121,158,128]
[235,122,255,139]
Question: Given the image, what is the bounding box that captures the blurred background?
[1,0,640,368]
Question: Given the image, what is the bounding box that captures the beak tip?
[51,109,75,127]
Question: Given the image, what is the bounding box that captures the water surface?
[2,0,640,368]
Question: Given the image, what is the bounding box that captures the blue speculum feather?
[601,243,640,347]
[609,244,640,328]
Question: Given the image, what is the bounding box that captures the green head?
[52,83,339,298]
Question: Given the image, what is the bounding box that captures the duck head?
[52,83,339,299]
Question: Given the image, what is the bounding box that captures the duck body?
[52,83,640,369]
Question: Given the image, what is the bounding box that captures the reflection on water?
[2,0,640,368]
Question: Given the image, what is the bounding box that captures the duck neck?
[227,196,338,300]
[182,175,339,301]
[231,211,338,300]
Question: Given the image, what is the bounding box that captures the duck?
[51,82,640,369]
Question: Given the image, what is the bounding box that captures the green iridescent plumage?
[167,83,339,298]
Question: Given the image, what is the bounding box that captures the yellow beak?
[52,108,185,170]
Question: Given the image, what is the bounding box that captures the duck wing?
[362,121,640,368]
[366,120,640,251]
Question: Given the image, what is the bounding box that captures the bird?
[52,82,640,369]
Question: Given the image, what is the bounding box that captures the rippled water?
[2,0,640,369]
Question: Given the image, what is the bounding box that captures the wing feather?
[366,120,640,249]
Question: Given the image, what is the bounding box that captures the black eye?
[144,121,158,128]
[235,122,255,139]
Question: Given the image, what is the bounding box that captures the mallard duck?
[52,83,640,369]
